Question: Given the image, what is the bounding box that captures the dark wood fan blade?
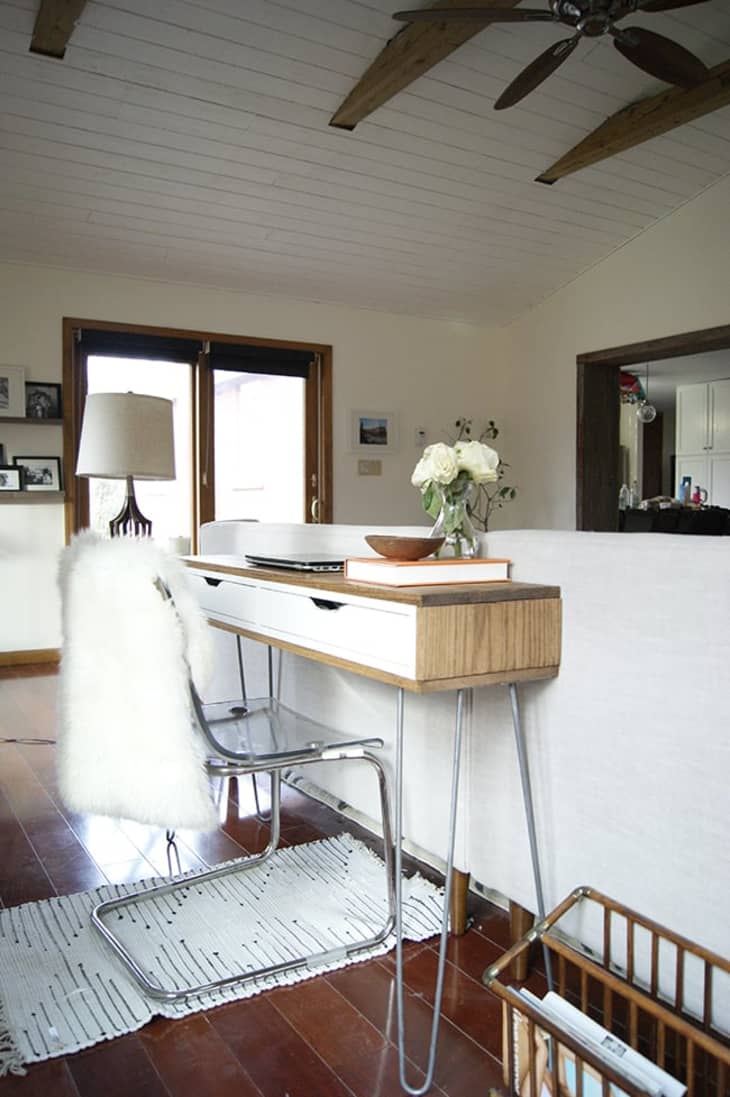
[614,27,708,87]
[494,35,580,110]
[638,0,710,10]
[393,7,555,23]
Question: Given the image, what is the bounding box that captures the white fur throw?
[57,532,217,831]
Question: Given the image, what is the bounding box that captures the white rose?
[411,455,431,489]
[411,442,458,488]
[454,440,499,483]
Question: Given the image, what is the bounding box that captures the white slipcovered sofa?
[197,521,730,962]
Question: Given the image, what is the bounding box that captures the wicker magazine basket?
[483,887,730,1097]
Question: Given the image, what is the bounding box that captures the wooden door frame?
[576,322,730,530]
[63,318,333,542]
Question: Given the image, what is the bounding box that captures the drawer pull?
[204,577,223,587]
[310,597,344,611]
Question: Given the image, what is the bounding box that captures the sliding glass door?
[213,370,305,522]
[63,321,332,545]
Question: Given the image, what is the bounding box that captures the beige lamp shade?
[76,392,176,481]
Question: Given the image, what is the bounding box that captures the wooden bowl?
[364,534,444,561]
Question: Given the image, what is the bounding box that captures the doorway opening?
[576,323,730,530]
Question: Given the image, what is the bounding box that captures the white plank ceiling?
[1,0,729,325]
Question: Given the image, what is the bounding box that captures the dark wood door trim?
[304,350,333,524]
[577,323,730,530]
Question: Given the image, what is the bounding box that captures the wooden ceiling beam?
[30,0,88,59]
[329,0,521,131]
[536,58,730,185]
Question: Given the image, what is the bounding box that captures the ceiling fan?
[392,1,710,109]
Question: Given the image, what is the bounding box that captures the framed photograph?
[13,455,62,492]
[0,365,26,418]
[25,381,62,420]
[351,409,399,453]
[0,465,23,491]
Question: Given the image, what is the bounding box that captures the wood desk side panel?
[210,619,559,692]
[415,598,562,682]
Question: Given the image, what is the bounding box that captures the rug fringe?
[0,997,26,1077]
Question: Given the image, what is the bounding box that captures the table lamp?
[76,392,175,537]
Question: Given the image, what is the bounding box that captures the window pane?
[213,371,305,521]
[86,356,193,544]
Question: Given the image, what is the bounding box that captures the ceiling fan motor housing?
[552,0,634,34]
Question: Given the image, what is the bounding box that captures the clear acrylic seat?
[91,688,397,1002]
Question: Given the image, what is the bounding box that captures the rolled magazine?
[509,988,686,1097]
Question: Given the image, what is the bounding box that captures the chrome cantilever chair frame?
[90,587,397,1003]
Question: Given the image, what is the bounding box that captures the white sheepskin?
[57,532,217,831]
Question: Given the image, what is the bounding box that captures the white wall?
[0,505,65,650]
[4,170,729,651]
[492,174,730,530]
[0,262,506,651]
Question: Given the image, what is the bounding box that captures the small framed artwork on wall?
[351,410,399,453]
[25,381,62,420]
[0,465,23,491]
[13,456,63,491]
[0,365,26,418]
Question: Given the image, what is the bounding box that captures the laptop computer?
[244,552,344,573]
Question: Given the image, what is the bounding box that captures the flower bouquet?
[411,439,499,557]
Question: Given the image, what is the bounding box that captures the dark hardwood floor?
[0,669,543,1096]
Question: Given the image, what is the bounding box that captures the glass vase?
[430,482,477,558]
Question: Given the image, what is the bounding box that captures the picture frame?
[351,409,399,453]
[0,464,23,492]
[0,365,26,418]
[25,381,62,420]
[13,455,63,492]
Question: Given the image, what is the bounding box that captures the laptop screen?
[244,553,344,573]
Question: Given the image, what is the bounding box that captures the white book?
[344,555,511,586]
[515,989,685,1097]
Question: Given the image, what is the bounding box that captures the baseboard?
[0,648,61,667]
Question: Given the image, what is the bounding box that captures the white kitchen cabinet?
[710,379,730,451]
[676,383,710,453]
[676,454,708,495]
[709,453,730,508]
[675,379,730,505]
[676,378,730,454]
[676,454,730,509]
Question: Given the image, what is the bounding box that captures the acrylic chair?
[58,532,396,1003]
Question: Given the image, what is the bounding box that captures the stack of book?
[344,556,511,586]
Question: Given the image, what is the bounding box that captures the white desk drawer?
[189,570,416,676]
[256,584,414,667]
[187,572,258,626]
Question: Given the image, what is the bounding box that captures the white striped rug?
[0,834,443,1076]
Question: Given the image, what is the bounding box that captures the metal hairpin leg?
[267,644,275,699]
[508,682,553,988]
[395,686,466,1095]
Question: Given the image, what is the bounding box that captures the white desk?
[186,554,561,692]
[186,555,561,918]
[186,555,562,1094]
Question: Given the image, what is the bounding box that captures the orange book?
[344,556,511,586]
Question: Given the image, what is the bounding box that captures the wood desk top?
[185,555,560,608]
